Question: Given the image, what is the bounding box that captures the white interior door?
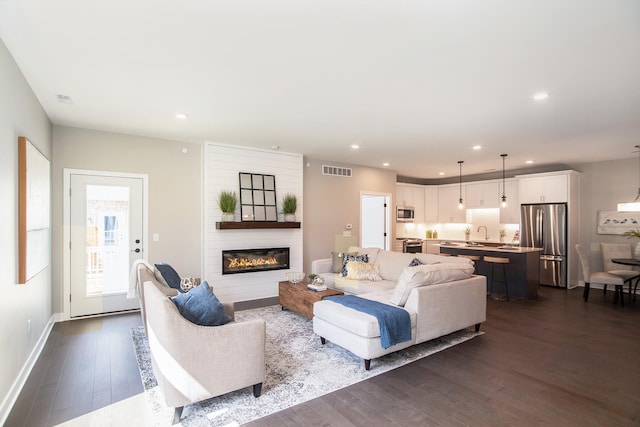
[361,193,390,250]
[70,174,143,317]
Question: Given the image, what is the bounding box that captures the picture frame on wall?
[18,136,51,284]
[596,210,640,235]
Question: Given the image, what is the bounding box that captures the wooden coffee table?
[278,280,343,320]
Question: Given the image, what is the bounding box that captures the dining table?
[611,258,640,303]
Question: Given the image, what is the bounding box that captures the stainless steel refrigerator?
[520,203,567,288]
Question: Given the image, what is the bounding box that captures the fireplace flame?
[228,256,279,269]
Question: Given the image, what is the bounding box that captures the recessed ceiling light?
[56,94,72,104]
[176,113,189,119]
[533,92,549,101]
[439,172,445,176]
[473,145,482,150]
[382,162,390,167]
[351,144,360,150]
[526,160,534,164]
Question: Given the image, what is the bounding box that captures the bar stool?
[457,254,482,275]
[484,256,510,301]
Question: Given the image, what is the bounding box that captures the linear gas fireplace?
[222,247,290,275]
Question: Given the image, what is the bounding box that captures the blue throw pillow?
[408,258,423,267]
[155,263,184,292]
[171,281,232,326]
[342,254,369,277]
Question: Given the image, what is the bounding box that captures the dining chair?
[575,244,625,305]
[601,243,640,302]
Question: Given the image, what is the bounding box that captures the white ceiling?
[1,0,639,179]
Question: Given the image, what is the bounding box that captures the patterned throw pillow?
[345,261,382,281]
[341,254,369,276]
[408,258,423,267]
[331,251,357,273]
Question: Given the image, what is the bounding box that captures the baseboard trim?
[0,313,58,426]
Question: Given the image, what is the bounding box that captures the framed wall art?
[596,210,640,235]
[18,136,51,284]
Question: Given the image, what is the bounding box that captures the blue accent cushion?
[171,281,232,326]
[408,258,423,267]
[155,263,184,292]
[341,254,369,276]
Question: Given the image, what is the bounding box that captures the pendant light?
[500,154,508,208]
[618,145,640,212]
[458,161,464,209]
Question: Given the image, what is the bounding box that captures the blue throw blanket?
[324,295,411,349]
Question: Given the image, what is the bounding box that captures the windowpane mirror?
[239,172,277,221]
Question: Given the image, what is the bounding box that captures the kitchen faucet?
[477,225,488,240]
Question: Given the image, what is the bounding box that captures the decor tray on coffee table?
[278,280,343,320]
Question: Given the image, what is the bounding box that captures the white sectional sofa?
[311,247,487,370]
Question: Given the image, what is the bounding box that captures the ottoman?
[312,294,417,370]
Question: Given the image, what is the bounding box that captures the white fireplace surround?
[203,143,303,303]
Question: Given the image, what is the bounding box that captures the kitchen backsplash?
[396,208,520,242]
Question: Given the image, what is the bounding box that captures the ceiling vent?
[322,165,352,177]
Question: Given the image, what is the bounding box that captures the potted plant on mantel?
[218,190,237,222]
[282,193,298,222]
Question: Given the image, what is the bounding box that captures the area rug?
[131,305,482,426]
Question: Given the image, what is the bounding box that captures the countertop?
[438,243,543,254]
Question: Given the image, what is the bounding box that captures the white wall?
[51,126,203,315]
[302,159,397,271]
[204,143,303,302]
[0,40,53,422]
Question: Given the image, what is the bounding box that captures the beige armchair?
[143,279,266,424]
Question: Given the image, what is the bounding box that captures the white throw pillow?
[390,261,475,306]
[345,261,383,281]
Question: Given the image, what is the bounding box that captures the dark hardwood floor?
[246,287,640,427]
[5,312,144,427]
[6,286,640,426]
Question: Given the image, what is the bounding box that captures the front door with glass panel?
[70,174,143,317]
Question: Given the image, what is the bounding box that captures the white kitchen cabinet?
[499,179,520,224]
[466,181,500,208]
[424,186,438,222]
[396,184,425,222]
[438,184,467,223]
[518,173,568,204]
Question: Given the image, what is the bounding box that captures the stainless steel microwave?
[396,206,415,222]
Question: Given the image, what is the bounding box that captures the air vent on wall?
[322,165,352,177]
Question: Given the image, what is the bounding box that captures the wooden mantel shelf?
[216,221,301,230]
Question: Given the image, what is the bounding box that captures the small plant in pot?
[464,226,471,241]
[282,193,297,222]
[218,190,237,222]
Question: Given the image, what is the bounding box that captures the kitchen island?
[438,243,542,299]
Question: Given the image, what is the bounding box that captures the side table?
[278,280,343,320]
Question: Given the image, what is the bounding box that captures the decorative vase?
[634,241,640,260]
[465,233,470,241]
[222,213,235,222]
[284,213,296,222]
[500,235,505,243]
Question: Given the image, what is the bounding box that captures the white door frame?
[360,191,392,250]
[62,169,149,321]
